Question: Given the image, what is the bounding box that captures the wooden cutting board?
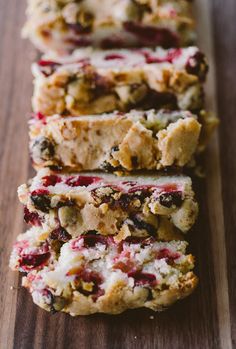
[0,0,235,348]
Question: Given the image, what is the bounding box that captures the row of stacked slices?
[10,0,218,316]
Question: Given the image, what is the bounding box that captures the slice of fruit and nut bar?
[23,0,195,53]
[10,227,198,315]
[30,109,218,172]
[32,47,208,116]
[18,169,198,241]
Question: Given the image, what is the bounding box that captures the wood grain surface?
[0,0,235,348]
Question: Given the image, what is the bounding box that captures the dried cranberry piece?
[50,227,72,242]
[104,54,125,60]
[128,271,157,287]
[124,236,155,246]
[31,189,50,195]
[37,60,61,77]
[38,60,60,67]
[142,48,182,64]
[156,248,180,261]
[32,112,47,124]
[65,175,101,187]
[159,191,183,208]
[31,189,51,213]
[24,207,42,226]
[186,51,208,81]
[124,22,179,48]
[42,175,62,187]
[20,251,51,271]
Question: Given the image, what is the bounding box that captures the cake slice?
[11,229,197,315]
[32,47,208,116]
[18,169,198,242]
[29,109,218,172]
[23,0,195,52]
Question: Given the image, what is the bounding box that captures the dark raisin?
[124,236,155,246]
[56,199,75,208]
[49,227,72,242]
[123,22,179,48]
[130,215,157,237]
[20,251,51,270]
[81,233,107,248]
[32,137,55,161]
[42,175,61,187]
[142,90,178,110]
[186,51,208,82]
[24,207,42,226]
[31,190,51,213]
[159,191,183,208]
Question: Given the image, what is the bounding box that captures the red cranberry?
[65,175,101,187]
[19,250,51,271]
[31,189,49,196]
[156,248,180,261]
[38,60,60,67]
[104,54,125,60]
[159,184,178,193]
[37,60,61,77]
[142,48,182,64]
[24,207,42,226]
[42,175,62,187]
[83,233,111,248]
[128,271,157,287]
[32,112,47,124]
[123,22,179,48]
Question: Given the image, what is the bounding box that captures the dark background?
[0,0,235,348]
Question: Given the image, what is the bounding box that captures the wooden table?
[0,0,235,348]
